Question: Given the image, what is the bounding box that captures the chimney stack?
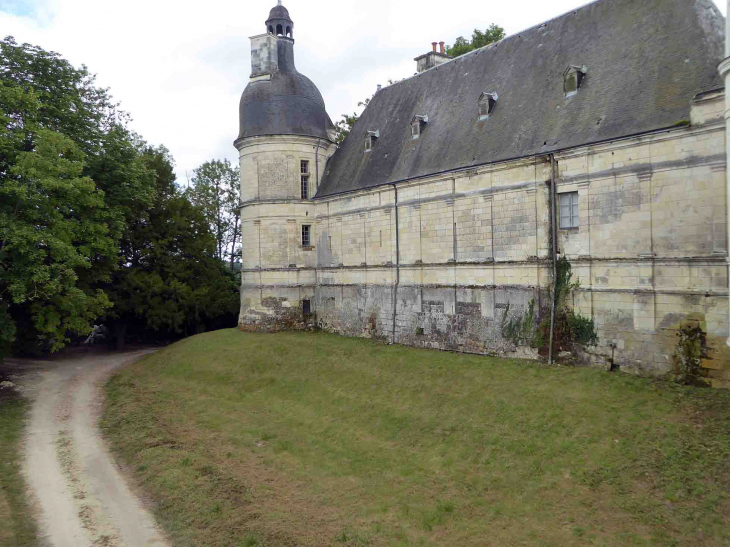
[415,40,454,74]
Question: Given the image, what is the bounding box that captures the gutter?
[315,138,322,192]
[548,154,559,365]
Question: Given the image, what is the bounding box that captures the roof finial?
[278,0,282,4]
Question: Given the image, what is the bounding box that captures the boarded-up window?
[560,192,579,229]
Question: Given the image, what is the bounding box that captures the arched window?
[268,25,274,34]
[276,24,283,35]
[286,26,292,37]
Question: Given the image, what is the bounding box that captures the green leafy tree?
[188,159,241,267]
[104,148,239,348]
[446,25,506,58]
[0,36,135,355]
[333,98,370,144]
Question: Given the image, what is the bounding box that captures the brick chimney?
[415,40,453,73]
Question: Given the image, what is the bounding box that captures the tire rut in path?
[20,351,170,547]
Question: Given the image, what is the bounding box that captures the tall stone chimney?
[720,0,730,346]
[415,41,453,73]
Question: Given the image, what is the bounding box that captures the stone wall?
[239,91,730,386]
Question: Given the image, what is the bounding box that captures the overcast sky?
[1,0,727,183]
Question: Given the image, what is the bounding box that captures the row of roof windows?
[363,66,587,153]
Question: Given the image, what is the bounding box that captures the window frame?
[477,92,498,120]
[411,122,420,139]
[564,66,587,97]
[559,192,580,229]
[300,160,310,200]
[301,224,312,247]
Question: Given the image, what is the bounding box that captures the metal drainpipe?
[315,138,322,193]
[391,184,400,343]
[719,0,730,347]
[548,154,559,365]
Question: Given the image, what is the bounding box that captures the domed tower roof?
[237,3,334,144]
[267,3,292,23]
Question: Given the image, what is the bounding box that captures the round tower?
[236,2,337,331]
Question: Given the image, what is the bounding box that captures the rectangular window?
[301,176,309,199]
[560,192,579,229]
[302,299,311,315]
[302,224,311,247]
[300,160,310,199]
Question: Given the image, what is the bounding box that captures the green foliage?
[501,299,536,346]
[673,324,710,386]
[333,98,370,144]
[187,159,241,267]
[446,25,506,58]
[502,258,598,353]
[104,148,239,347]
[567,311,599,347]
[1,36,238,355]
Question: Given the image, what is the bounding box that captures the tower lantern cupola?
[267,1,294,38]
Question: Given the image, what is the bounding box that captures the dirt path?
[9,350,170,547]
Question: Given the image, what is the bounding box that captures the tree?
[188,159,241,268]
[103,148,239,348]
[0,36,130,355]
[446,25,506,58]
[333,98,370,144]
[1,36,240,356]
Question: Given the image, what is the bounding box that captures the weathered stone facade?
[237,0,730,387]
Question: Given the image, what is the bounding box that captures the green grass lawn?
[102,330,730,547]
[0,391,37,546]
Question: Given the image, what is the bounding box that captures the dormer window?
[478,92,498,120]
[564,65,588,97]
[411,115,428,140]
[365,130,379,153]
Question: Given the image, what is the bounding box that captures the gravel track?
[10,350,170,547]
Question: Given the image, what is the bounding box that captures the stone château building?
[236,0,730,387]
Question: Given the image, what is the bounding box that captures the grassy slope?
[102,330,730,547]
[0,392,37,546]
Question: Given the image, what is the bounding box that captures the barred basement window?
[302,224,311,246]
[560,192,579,229]
[300,160,310,199]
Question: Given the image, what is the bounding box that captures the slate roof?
[237,39,334,143]
[267,5,292,23]
[316,0,724,198]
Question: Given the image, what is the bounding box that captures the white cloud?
[1,0,727,183]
